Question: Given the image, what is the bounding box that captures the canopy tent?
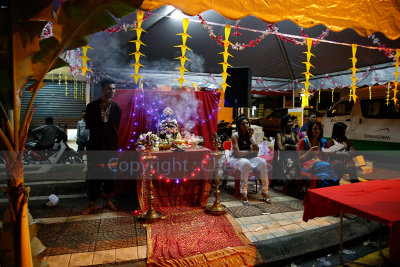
[83,3,400,94]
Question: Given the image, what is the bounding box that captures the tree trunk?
[6,156,33,267]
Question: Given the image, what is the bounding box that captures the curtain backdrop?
[113,90,220,150]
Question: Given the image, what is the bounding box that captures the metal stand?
[138,153,162,222]
[339,212,374,267]
[206,134,227,215]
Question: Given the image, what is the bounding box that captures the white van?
[321,85,400,150]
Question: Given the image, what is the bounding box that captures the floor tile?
[115,247,139,262]
[268,226,290,238]
[277,219,295,226]
[260,220,281,229]
[282,223,305,234]
[92,249,116,265]
[244,232,257,243]
[100,212,119,220]
[66,215,84,222]
[36,217,68,224]
[269,213,290,220]
[46,254,71,267]
[244,223,264,232]
[69,252,93,267]
[84,214,102,221]
[298,221,320,230]
[137,245,147,259]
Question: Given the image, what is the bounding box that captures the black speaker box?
[224,67,252,107]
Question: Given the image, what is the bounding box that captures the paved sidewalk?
[0,162,382,266]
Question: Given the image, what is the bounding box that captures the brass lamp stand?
[206,133,227,214]
[138,151,162,222]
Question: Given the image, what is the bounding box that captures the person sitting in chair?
[229,115,271,204]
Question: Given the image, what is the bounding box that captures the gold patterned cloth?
[140,0,400,39]
[146,207,260,266]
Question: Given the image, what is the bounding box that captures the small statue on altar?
[157,107,182,140]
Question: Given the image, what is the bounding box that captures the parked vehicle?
[321,85,400,150]
[24,139,83,164]
[251,107,317,136]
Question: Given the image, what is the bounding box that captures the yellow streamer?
[301,38,314,108]
[65,73,68,96]
[79,45,93,77]
[369,86,372,100]
[392,49,400,105]
[349,44,358,102]
[386,82,391,106]
[175,18,191,87]
[220,25,233,93]
[129,11,146,84]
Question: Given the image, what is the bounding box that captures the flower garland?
[197,15,330,50]
[368,34,395,59]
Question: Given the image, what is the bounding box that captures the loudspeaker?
[224,67,252,107]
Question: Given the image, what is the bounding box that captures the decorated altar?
[113,89,220,151]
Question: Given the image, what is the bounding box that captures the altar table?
[303,179,400,262]
[138,148,213,210]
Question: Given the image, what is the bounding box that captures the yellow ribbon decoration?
[301,38,314,108]
[392,49,400,105]
[64,73,68,96]
[220,25,233,93]
[175,18,192,87]
[79,45,93,77]
[369,86,372,100]
[129,11,146,84]
[349,44,358,102]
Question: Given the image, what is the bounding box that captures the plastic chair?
[221,141,258,198]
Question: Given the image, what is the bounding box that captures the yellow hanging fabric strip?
[219,25,233,93]
[301,38,314,108]
[79,45,93,77]
[392,49,400,105]
[129,11,146,84]
[349,44,358,102]
[174,18,191,87]
[65,73,68,96]
[369,86,372,100]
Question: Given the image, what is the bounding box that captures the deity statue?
[157,107,181,140]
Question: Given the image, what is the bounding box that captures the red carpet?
[146,207,259,266]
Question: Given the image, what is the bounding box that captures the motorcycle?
[24,139,83,164]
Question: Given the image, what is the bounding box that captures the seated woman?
[229,115,271,204]
[297,121,339,187]
[273,115,300,191]
[325,122,358,183]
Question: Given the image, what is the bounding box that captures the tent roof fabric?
[140,0,400,40]
[88,4,400,91]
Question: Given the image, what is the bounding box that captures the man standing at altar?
[83,78,122,215]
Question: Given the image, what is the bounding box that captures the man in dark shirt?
[300,112,317,136]
[32,117,66,150]
[76,110,90,159]
[83,78,121,215]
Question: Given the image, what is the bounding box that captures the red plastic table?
[303,179,400,262]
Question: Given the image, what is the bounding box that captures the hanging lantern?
[219,25,233,93]
[129,11,146,84]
